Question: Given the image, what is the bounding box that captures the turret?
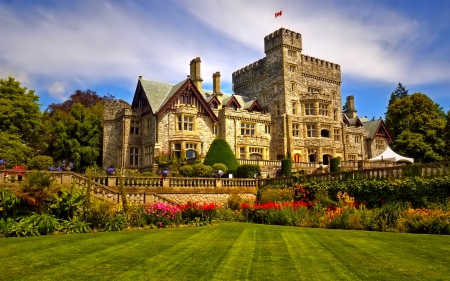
[264,28,302,54]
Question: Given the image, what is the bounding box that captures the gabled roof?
[223,95,242,109]
[155,79,219,122]
[362,119,393,142]
[245,100,262,112]
[138,79,176,113]
[155,79,189,112]
[347,117,363,127]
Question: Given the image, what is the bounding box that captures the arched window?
[294,153,301,162]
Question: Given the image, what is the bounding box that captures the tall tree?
[444,110,450,160]
[48,102,104,169]
[0,77,46,164]
[388,82,408,107]
[386,93,446,162]
[0,77,45,149]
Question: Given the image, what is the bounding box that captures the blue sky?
[1,0,449,119]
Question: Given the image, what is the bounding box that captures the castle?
[102,28,393,172]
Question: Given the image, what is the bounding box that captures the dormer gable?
[225,95,241,110]
[156,79,219,122]
[246,100,263,112]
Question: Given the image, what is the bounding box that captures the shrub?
[203,138,239,171]
[28,212,60,235]
[0,187,21,218]
[28,156,54,171]
[227,194,244,211]
[280,158,292,177]
[235,164,261,178]
[140,171,158,177]
[104,213,128,231]
[259,188,293,203]
[212,163,228,174]
[179,165,194,177]
[216,208,246,222]
[330,157,340,172]
[8,217,40,237]
[59,217,91,234]
[192,163,214,177]
[80,197,115,229]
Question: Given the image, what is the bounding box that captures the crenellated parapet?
[264,28,302,53]
[301,54,341,84]
[232,58,266,90]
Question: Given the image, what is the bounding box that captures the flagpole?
[281,8,283,28]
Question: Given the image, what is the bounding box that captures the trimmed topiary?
[203,138,239,171]
[330,157,341,172]
[235,164,261,178]
[281,157,292,177]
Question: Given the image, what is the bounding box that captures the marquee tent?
[368,146,414,163]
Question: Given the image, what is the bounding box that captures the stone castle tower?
[232,28,363,163]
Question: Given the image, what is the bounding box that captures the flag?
[275,10,282,18]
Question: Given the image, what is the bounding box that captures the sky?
[1,0,449,119]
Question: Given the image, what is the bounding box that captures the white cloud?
[0,0,449,115]
[48,81,67,100]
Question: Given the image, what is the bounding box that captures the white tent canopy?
[368,146,414,163]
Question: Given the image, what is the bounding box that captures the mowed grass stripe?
[118,225,243,280]
[281,229,357,280]
[2,222,450,281]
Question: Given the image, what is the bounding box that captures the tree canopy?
[388,82,408,107]
[386,92,446,162]
[0,77,45,164]
[46,89,114,114]
[0,76,45,149]
[46,102,104,169]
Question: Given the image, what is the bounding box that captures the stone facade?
[102,28,393,172]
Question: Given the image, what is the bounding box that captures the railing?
[302,162,450,183]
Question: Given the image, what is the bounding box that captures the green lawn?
[1,222,450,281]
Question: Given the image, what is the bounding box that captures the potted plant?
[61,160,74,171]
[0,159,6,169]
[106,167,116,175]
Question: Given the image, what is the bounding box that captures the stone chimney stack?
[189,57,203,90]
[345,95,357,118]
[213,71,223,109]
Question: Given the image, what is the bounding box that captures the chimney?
[345,95,357,118]
[189,57,203,90]
[213,72,223,109]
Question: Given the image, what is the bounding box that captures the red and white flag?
[275,10,282,18]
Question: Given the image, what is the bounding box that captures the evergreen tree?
[388,82,409,106]
[203,138,239,172]
[444,110,450,160]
